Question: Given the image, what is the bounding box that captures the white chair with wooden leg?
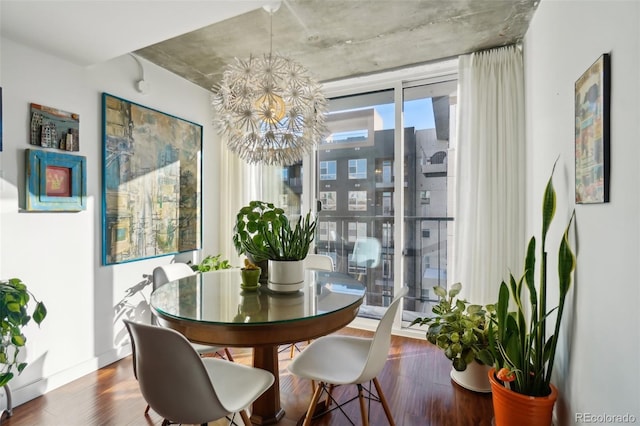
[124,320,274,426]
[288,286,408,426]
[152,263,235,361]
[304,254,335,272]
[147,263,235,417]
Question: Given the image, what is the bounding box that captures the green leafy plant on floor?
[411,283,493,372]
[488,161,576,397]
[190,254,233,272]
[0,278,47,387]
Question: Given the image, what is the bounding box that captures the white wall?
[0,37,223,405]
[524,0,640,424]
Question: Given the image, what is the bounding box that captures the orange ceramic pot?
[488,368,558,426]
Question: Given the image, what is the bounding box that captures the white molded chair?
[305,253,335,272]
[124,320,274,426]
[152,263,235,362]
[350,237,382,282]
[351,237,381,269]
[288,286,409,426]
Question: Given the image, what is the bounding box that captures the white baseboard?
[6,344,132,409]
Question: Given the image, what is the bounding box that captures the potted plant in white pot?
[411,283,494,392]
[487,162,576,426]
[258,211,316,293]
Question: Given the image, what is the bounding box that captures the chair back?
[123,320,228,424]
[152,263,195,290]
[356,286,409,383]
[305,254,335,271]
[351,237,382,269]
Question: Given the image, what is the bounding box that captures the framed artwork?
[30,103,80,151]
[575,53,610,204]
[25,149,87,211]
[102,93,202,265]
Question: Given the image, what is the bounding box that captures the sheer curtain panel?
[453,45,525,305]
[216,138,260,266]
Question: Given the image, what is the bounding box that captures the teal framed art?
[26,149,87,211]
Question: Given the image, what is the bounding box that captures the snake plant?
[488,161,576,397]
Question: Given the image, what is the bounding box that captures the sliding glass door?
[401,80,457,322]
[262,61,458,328]
[315,90,396,318]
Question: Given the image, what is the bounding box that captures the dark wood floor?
[3,328,494,425]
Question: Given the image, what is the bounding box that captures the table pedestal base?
[250,346,285,425]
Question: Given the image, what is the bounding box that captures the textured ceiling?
[135,0,540,91]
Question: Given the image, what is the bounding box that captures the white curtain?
[216,139,260,266]
[452,45,525,305]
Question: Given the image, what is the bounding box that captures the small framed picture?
[575,53,610,204]
[25,149,87,211]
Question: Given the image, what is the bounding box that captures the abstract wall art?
[575,53,610,204]
[102,93,202,265]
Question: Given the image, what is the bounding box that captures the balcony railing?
[315,214,453,317]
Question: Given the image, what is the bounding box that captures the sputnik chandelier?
[211,2,327,166]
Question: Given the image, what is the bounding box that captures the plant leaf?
[449,282,462,298]
[558,211,576,296]
[541,162,557,240]
[433,286,447,298]
[33,302,47,325]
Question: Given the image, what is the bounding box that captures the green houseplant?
[240,258,262,290]
[246,210,317,292]
[412,283,493,372]
[487,163,576,425]
[190,253,232,272]
[0,278,47,386]
[260,211,317,261]
[233,201,286,263]
[411,283,494,392]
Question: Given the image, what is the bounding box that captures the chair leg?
[224,348,235,361]
[290,343,295,358]
[326,384,335,407]
[357,384,369,426]
[303,381,325,426]
[144,404,150,414]
[240,409,252,425]
[373,377,395,425]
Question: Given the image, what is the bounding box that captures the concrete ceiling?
[135,0,540,90]
[1,0,539,91]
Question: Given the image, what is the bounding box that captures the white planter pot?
[267,260,304,293]
[450,360,492,393]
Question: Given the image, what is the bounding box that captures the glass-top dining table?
[150,268,365,425]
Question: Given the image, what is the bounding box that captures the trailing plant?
[0,278,47,387]
[190,254,232,272]
[260,211,317,261]
[233,201,286,262]
[411,283,493,372]
[488,162,576,397]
